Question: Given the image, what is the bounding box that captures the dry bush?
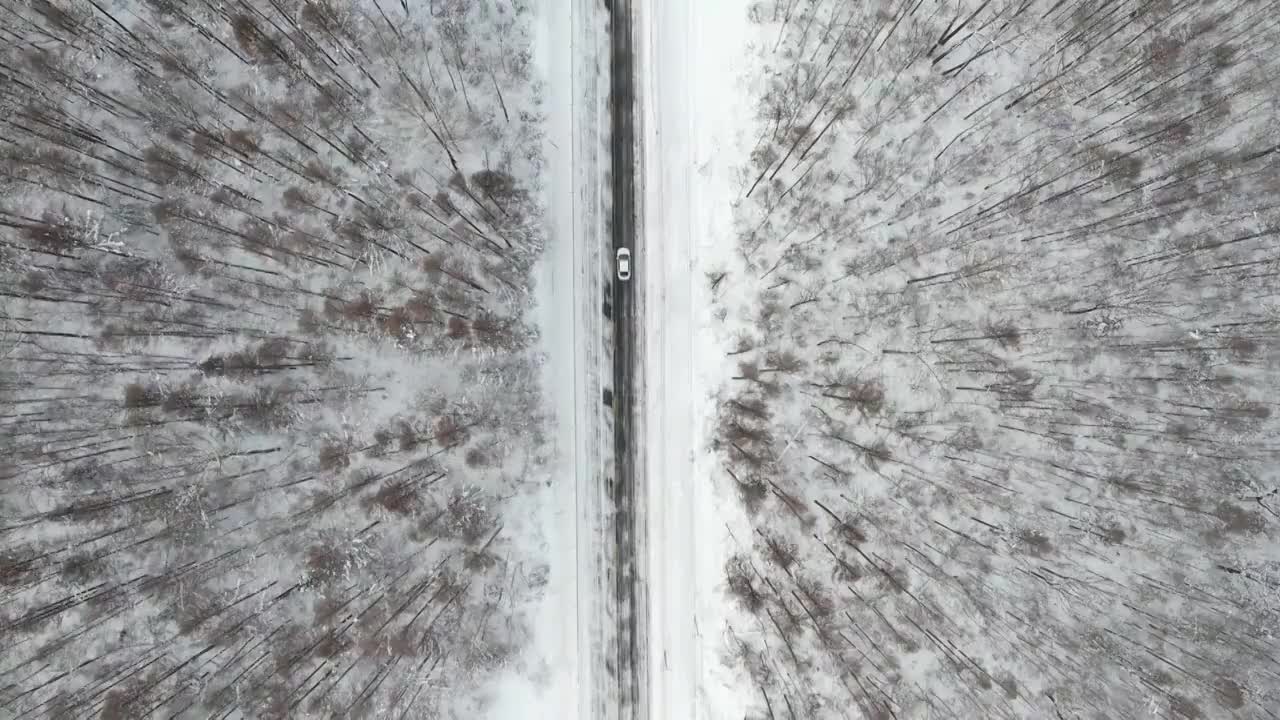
[465,447,490,467]
[831,512,867,546]
[719,412,775,457]
[470,169,520,201]
[982,319,1022,349]
[23,213,81,253]
[230,14,280,64]
[317,440,352,471]
[446,490,493,544]
[434,191,458,217]
[305,544,351,587]
[99,689,130,720]
[123,382,161,408]
[1099,523,1127,546]
[0,551,35,587]
[726,554,765,612]
[325,291,381,325]
[1213,675,1247,709]
[794,573,833,618]
[144,145,187,183]
[240,385,297,430]
[465,549,499,571]
[1226,336,1260,357]
[759,531,798,571]
[403,290,437,321]
[380,306,416,341]
[59,552,107,586]
[1016,529,1054,557]
[160,383,200,413]
[735,360,760,381]
[826,378,885,416]
[829,550,861,582]
[434,414,469,446]
[730,470,769,513]
[470,312,519,349]
[369,479,420,516]
[1213,501,1264,535]
[174,586,221,634]
[763,349,805,373]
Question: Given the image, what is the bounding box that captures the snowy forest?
[714,0,1280,718]
[0,1,549,717]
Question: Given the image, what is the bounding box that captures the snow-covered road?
[524,0,758,717]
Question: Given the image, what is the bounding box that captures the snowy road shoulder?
[637,0,759,718]
[509,0,610,718]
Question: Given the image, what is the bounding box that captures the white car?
[616,247,632,281]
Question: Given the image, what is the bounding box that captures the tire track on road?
[606,0,642,717]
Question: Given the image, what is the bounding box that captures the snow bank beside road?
[493,0,608,717]
[637,0,761,718]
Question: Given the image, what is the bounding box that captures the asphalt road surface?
[605,0,642,716]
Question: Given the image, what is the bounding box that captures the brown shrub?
[326,291,379,324]
[0,554,34,587]
[795,573,833,617]
[434,415,468,446]
[306,544,349,586]
[730,471,768,513]
[1017,529,1054,557]
[1168,694,1202,719]
[983,319,1022,349]
[447,316,469,339]
[763,349,805,373]
[465,447,489,467]
[23,214,79,252]
[726,555,764,612]
[1100,523,1127,545]
[281,186,313,212]
[59,552,106,586]
[397,420,420,452]
[465,550,499,572]
[99,689,130,720]
[403,291,436,321]
[143,145,184,183]
[225,128,261,156]
[317,441,351,470]
[1214,501,1264,535]
[123,382,160,408]
[434,192,458,216]
[1227,336,1259,357]
[996,674,1019,699]
[313,631,351,659]
[760,531,798,571]
[297,308,325,335]
[1147,35,1182,70]
[471,169,520,200]
[446,490,492,544]
[828,379,884,416]
[1213,676,1246,709]
[470,312,512,343]
[304,160,341,186]
[231,14,280,64]
[370,480,419,516]
[381,306,414,340]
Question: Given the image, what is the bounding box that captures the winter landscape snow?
[3,1,1280,719]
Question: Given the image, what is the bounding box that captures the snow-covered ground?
[637,0,760,718]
